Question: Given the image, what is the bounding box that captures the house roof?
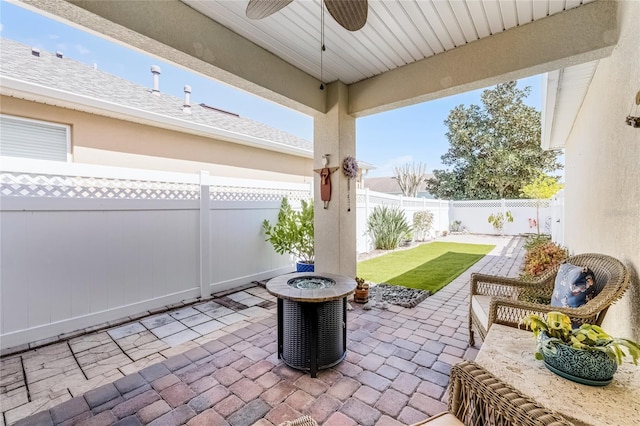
[0,37,313,157]
[364,175,433,195]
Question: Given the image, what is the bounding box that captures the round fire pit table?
[267,272,356,377]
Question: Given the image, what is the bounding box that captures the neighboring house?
[0,38,316,182]
[364,175,434,198]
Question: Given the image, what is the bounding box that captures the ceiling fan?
[246,0,368,32]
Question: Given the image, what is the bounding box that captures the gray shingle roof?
[0,38,312,153]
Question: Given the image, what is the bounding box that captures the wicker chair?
[412,361,575,426]
[469,253,629,346]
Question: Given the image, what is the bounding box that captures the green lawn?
[357,242,495,293]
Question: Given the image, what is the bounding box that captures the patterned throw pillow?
[551,262,597,308]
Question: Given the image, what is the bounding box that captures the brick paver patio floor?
[1,235,525,426]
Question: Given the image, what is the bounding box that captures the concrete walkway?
[1,235,525,426]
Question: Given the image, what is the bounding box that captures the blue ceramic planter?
[295,262,314,273]
[538,331,617,386]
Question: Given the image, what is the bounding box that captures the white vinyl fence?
[0,158,309,349]
[0,158,562,349]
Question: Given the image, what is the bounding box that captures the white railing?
[0,157,561,349]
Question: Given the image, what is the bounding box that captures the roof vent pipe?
[183,85,192,114]
[31,48,40,57]
[56,51,64,58]
[150,65,161,94]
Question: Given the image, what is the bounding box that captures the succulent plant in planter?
[263,197,314,271]
[520,312,640,386]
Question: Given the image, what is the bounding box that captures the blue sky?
[0,1,542,177]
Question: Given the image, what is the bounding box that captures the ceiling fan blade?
[246,0,293,20]
[324,0,368,31]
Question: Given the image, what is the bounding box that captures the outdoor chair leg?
[468,321,475,347]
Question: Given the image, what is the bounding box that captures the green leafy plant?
[521,240,568,280]
[450,220,463,232]
[520,312,640,365]
[262,197,314,263]
[521,173,563,234]
[487,211,513,234]
[366,205,411,250]
[413,210,434,241]
[523,233,552,251]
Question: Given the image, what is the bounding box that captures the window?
[0,115,70,161]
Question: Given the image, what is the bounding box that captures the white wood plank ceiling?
[183,0,596,85]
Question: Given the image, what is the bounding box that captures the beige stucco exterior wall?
[1,96,313,183]
[563,0,640,342]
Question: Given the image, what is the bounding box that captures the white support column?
[313,82,356,277]
[199,171,211,298]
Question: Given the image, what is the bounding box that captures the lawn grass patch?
[357,242,494,293]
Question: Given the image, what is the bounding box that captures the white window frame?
[0,114,72,162]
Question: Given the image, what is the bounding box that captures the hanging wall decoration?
[342,156,359,212]
[314,154,338,209]
[625,90,640,128]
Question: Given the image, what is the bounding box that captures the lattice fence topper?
[505,199,552,208]
[209,185,310,202]
[452,200,502,208]
[0,172,199,200]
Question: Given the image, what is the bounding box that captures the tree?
[393,162,428,197]
[521,173,564,234]
[426,82,562,200]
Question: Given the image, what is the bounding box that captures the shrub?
[366,206,411,250]
[450,220,463,232]
[521,241,568,280]
[523,233,551,251]
[262,198,314,263]
[413,210,434,241]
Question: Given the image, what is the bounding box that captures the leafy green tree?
[521,173,564,234]
[393,162,428,197]
[426,82,562,200]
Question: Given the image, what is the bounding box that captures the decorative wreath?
[342,156,359,179]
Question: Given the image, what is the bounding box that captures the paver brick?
[255,372,280,389]
[148,405,196,426]
[376,365,400,380]
[151,374,180,392]
[397,406,429,425]
[113,373,148,396]
[136,400,172,423]
[163,354,192,372]
[340,398,381,426]
[375,415,404,426]
[76,410,117,426]
[188,384,230,413]
[414,367,449,387]
[11,410,54,426]
[212,366,243,387]
[359,353,386,371]
[372,342,396,357]
[200,340,228,355]
[242,360,274,380]
[160,382,196,408]
[333,361,362,378]
[213,394,244,417]
[229,377,263,402]
[353,386,381,405]
[264,403,302,425]
[327,377,360,401]
[260,381,297,406]
[391,372,421,395]
[306,394,341,423]
[356,371,391,392]
[138,363,172,383]
[409,393,448,417]
[323,412,357,426]
[213,351,244,368]
[284,390,314,412]
[83,384,120,409]
[293,375,329,397]
[416,381,445,400]
[186,408,229,426]
[385,356,417,374]
[189,375,218,394]
[112,389,160,419]
[50,396,90,424]
[113,415,142,426]
[178,361,216,384]
[431,361,452,375]
[230,357,254,372]
[226,398,271,426]
[374,389,408,417]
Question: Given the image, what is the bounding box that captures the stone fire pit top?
[267,272,356,302]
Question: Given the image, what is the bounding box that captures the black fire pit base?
[277,298,347,378]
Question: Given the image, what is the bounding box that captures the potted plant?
[520,312,640,386]
[354,277,369,303]
[263,197,314,272]
[487,210,513,234]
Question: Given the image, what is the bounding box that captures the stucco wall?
[1,96,313,183]
[563,0,640,341]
